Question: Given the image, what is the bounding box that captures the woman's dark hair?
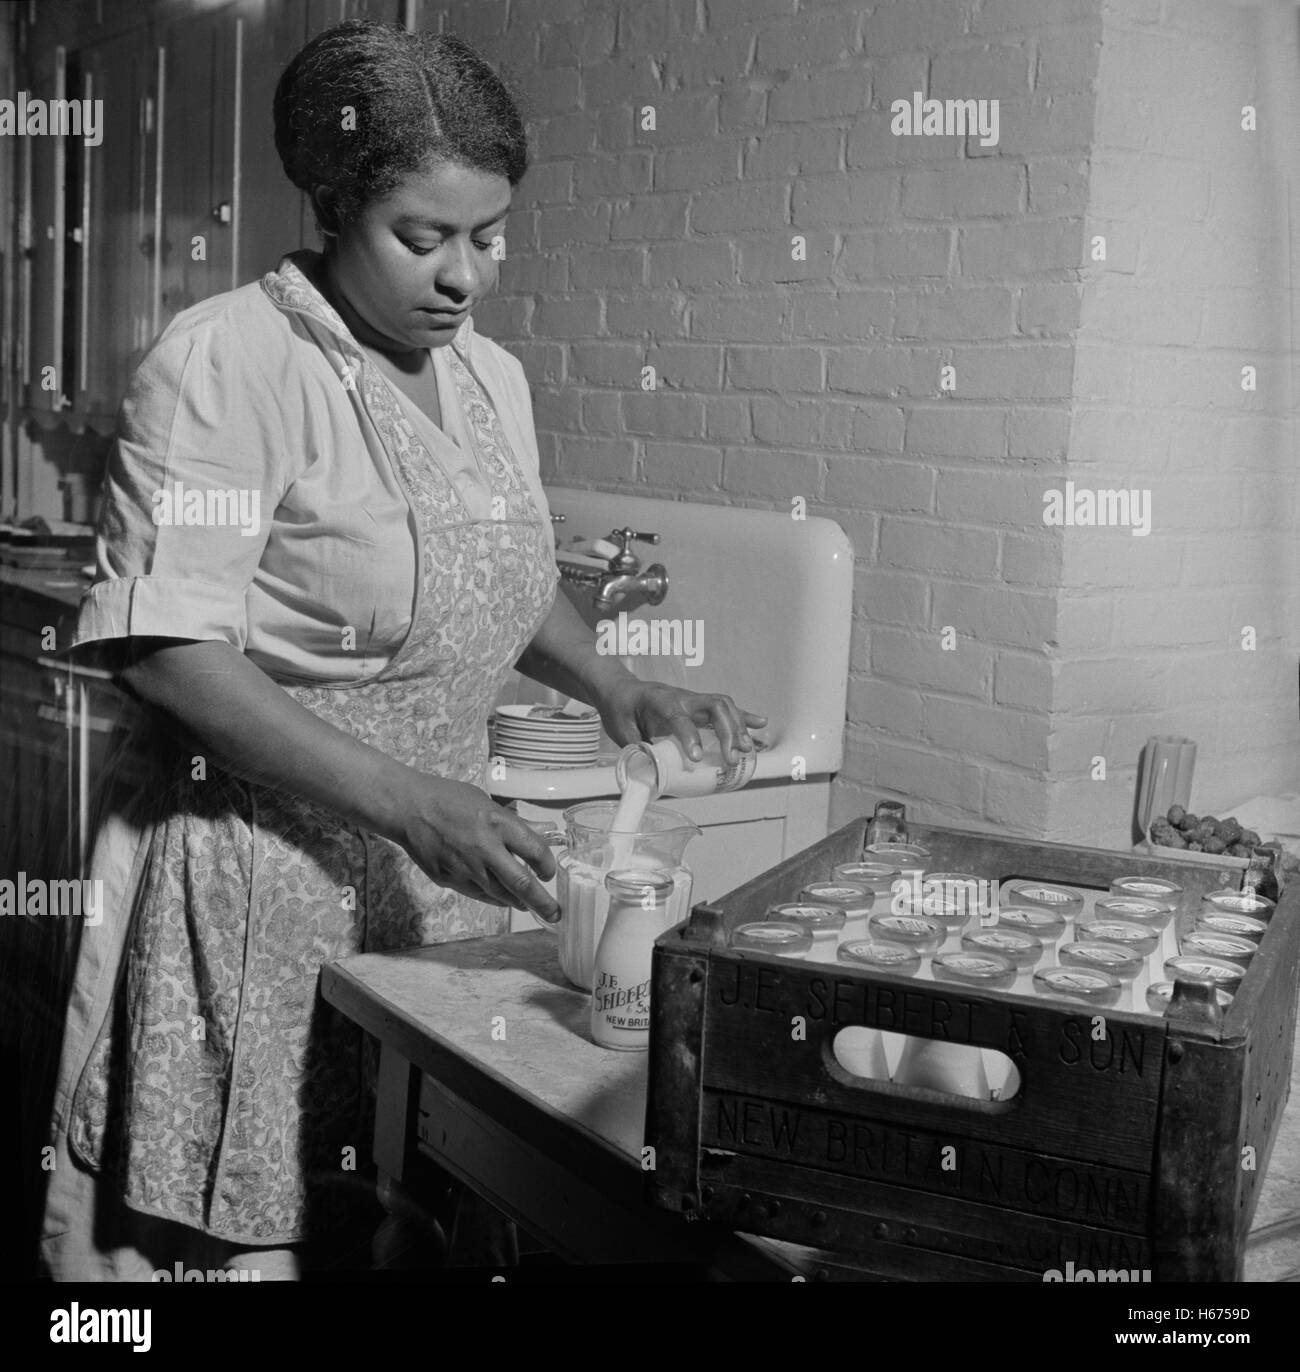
[274,21,528,231]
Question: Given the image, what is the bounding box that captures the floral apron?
[56,260,557,1244]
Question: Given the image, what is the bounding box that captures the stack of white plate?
[490,703,602,769]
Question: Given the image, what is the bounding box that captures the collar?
[260,249,476,360]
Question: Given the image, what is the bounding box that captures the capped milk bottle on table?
[590,869,675,1051]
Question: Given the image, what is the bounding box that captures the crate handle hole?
[831,1028,1022,1102]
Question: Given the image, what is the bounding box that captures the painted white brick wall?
[434,0,1296,847]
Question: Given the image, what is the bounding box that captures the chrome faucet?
[555,524,669,614]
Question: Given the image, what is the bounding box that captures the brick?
[539,13,618,66]
[992,653,1053,711]
[861,0,972,52]
[986,94,1094,157]
[894,287,1017,342]
[520,161,574,205]
[704,0,795,26]
[690,294,789,342]
[790,290,893,342]
[512,343,565,387]
[444,0,508,39]
[703,396,751,441]
[569,341,644,386]
[721,448,822,500]
[615,0,698,54]
[574,153,654,198]
[1001,531,1062,586]
[570,246,647,289]
[873,740,986,815]
[868,53,932,108]
[655,141,742,192]
[535,431,560,481]
[905,404,1008,458]
[665,29,757,88]
[531,387,582,434]
[725,345,822,392]
[738,234,830,286]
[959,219,1084,277]
[471,297,529,339]
[647,240,735,288]
[853,404,908,453]
[899,161,1025,218]
[581,60,654,110]
[1067,408,1167,468]
[620,391,705,439]
[1140,477,1237,533]
[1107,590,1235,649]
[1200,287,1277,352]
[743,127,844,179]
[518,65,582,115]
[849,619,871,673]
[848,117,963,170]
[534,112,601,160]
[827,339,938,398]
[793,170,897,227]
[849,675,926,737]
[757,10,860,67]
[1026,157,1090,214]
[537,203,611,250]
[580,390,622,434]
[1046,721,1113,776]
[768,69,872,122]
[1089,155,1212,224]
[532,296,602,338]
[751,397,854,448]
[1080,219,1139,274]
[983,768,1049,834]
[557,434,637,482]
[1052,657,1188,716]
[597,105,635,152]
[931,582,1056,650]
[1033,23,1102,93]
[872,623,996,698]
[1082,284,1202,348]
[1017,283,1081,337]
[853,566,930,628]
[610,194,689,241]
[828,452,927,513]
[500,254,567,298]
[931,43,1034,100]
[645,344,724,390]
[1060,535,1183,589]
[605,293,689,338]
[719,86,768,132]
[925,697,1048,769]
[1054,595,1112,653]
[690,182,789,236]
[937,468,1045,527]
[815,504,874,561]
[949,343,1074,401]
[878,518,999,579]
[1007,406,1070,460]
[633,93,719,144]
[642,442,723,490]
[870,227,953,279]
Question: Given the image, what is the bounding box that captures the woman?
[40,21,763,1280]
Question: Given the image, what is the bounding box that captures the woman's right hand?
[392,773,560,921]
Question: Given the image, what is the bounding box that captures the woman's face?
[324,159,512,352]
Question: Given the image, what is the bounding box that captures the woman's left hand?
[596,678,767,764]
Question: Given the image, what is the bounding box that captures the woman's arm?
[515,594,767,762]
[121,639,559,918]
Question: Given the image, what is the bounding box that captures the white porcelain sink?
[494,489,854,801]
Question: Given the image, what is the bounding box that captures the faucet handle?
[607,527,660,571]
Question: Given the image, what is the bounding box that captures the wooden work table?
[321,930,1300,1281]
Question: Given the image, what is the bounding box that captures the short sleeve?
[72,312,293,653]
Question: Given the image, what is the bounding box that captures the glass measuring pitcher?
[532,801,701,991]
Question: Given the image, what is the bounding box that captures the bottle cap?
[932,949,1016,989]
[766,902,846,934]
[1110,875,1184,909]
[1032,965,1122,1007]
[1002,880,1084,919]
[994,905,1068,942]
[1194,910,1268,944]
[866,911,945,952]
[800,881,874,916]
[1091,895,1175,931]
[1164,954,1244,992]
[1076,918,1160,958]
[605,868,675,900]
[961,927,1043,968]
[1201,889,1276,921]
[731,922,813,958]
[836,939,921,976]
[862,842,930,861]
[1178,929,1256,969]
[1059,940,1144,981]
[1146,980,1233,1014]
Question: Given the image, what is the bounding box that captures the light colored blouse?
[73,252,554,683]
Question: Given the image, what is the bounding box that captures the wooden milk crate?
[645,818,1299,1281]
